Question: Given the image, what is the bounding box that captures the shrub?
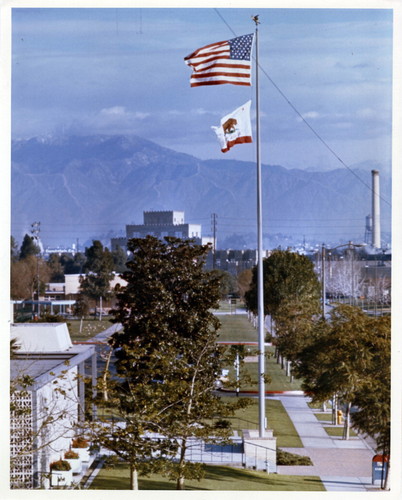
[276,448,313,466]
[50,459,72,471]
[64,450,79,459]
[72,436,89,448]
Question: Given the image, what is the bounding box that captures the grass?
[222,397,303,448]
[217,314,259,343]
[212,300,247,314]
[223,347,303,392]
[90,463,325,491]
[324,426,357,437]
[267,400,303,447]
[66,318,114,341]
[314,413,333,422]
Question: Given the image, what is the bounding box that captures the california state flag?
[212,100,252,153]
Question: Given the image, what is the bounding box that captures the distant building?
[43,273,126,301]
[111,210,210,252]
[209,249,268,275]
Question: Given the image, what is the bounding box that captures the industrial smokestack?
[371,169,381,249]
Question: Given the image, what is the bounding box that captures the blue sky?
[11,6,393,170]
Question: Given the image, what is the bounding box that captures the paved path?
[274,394,381,492]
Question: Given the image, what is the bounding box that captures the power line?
[213,8,391,208]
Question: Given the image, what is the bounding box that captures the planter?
[71,437,90,462]
[65,457,82,474]
[51,469,73,487]
[71,446,90,462]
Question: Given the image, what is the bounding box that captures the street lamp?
[321,241,364,318]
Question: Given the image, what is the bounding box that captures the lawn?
[67,318,114,341]
[217,314,259,343]
[324,426,357,437]
[314,413,333,422]
[216,315,303,392]
[221,397,303,448]
[212,300,247,314]
[90,463,324,491]
[223,347,303,392]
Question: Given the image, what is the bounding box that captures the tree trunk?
[79,316,84,333]
[130,465,139,490]
[332,394,337,425]
[176,439,187,490]
[176,476,185,490]
[343,401,351,440]
[102,348,113,401]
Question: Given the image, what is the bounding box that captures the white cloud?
[100,106,126,116]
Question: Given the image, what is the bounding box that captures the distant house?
[10,323,96,489]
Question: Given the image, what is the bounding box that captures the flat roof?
[11,344,95,390]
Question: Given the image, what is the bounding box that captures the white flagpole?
[253,15,266,438]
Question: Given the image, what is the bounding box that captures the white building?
[10,323,96,489]
[111,210,208,252]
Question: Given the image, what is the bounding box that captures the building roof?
[11,344,95,390]
[11,323,73,352]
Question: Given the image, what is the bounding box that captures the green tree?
[80,241,114,319]
[273,294,321,365]
[19,234,40,260]
[245,250,321,370]
[46,254,65,282]
[245,249,321,318]
[61,252,86,274]
[95,236,247,490]
[296,305,390,442]
[111,246,128,273]
[209,269,238,299]
[237,268,252,299]
[350,315,390,488]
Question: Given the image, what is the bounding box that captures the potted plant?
[71,436,90,462]
[64,449,82,474]
[50,459,73,487]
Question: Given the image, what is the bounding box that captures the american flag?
[184,33,254,87]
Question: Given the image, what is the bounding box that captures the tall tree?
[46,254,65,282]
[95,236,246,490]
[80,241,114,319]
[19,234,40,260]
[209,269,238,299]
[237,268,252,299]
[245,250,321,369]
[11,255,50,300]
[274,294,322,366]
[350,315,390,488]
[245,249,321,318]
[61,252,86,274]
[296,305,389,441]
[111,246,128,273]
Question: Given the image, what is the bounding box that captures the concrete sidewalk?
[274,394,382,492]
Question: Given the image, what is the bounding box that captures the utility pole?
[211,213,217,269]
[321,243,326,319]
[31,221,41,317]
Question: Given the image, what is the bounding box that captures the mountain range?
[11,134,392,250]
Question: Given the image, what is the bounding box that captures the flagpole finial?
[252,15,260,26]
